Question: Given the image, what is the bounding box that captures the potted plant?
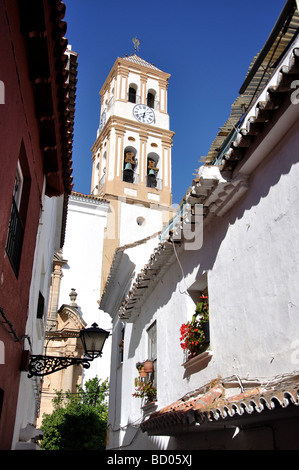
[143,359,154,373]
[133,377,157,402]
[180,318,205,358]
[136,361,147,377]
[180,295,210,358]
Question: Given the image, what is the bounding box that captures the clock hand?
[137,111,146,119]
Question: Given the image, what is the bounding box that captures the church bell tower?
[91,51,174,292]
[91,53,174,205]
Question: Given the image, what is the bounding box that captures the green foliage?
[132,377,157,401]
[195,295,209,321]
[40,377,109,450]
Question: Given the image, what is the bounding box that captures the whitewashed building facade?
[13,194,68,449]
[58,192,111,383]
[102,2,299,450]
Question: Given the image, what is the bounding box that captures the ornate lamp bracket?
[26,323,109,377]
[27,354,92,378]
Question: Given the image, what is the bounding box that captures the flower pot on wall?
[139,367,147,378]
[143,360,154,373]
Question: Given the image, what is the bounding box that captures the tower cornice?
[99,55,171,98]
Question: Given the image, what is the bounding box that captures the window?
[183,273,210,361]
[147,321,157,384]
[136,216,146,226]
[37,292,45,319]
[13,162,23,209]
[118,324,125,364]
[147,321,157,361]
[6,142,31,277]
[6,196,24,276]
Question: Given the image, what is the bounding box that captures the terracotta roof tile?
[71,190,108,203]
[140,372,299,434]
[122,54,162,71]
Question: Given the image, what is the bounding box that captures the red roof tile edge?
[140,373,299,433]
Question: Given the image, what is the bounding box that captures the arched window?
[128,86,137,103]
[147,91,155,109]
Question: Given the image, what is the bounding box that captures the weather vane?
[132,37,140,54]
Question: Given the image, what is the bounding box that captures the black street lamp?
[27,323,110,377]
[79,322,109,359]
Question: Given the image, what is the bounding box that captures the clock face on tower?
[133,104,155,124]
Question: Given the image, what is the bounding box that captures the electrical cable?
[171,238,191,296]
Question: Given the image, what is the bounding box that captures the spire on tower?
[132,37,140,54]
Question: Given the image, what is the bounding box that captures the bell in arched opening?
[123,150,136,183]
[147,158,158,188]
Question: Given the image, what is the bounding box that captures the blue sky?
[64,0,286,205]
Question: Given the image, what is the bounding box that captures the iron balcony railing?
[6,197,24,276]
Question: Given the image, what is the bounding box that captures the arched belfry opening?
[123,146,137,184]
[147,89,156,109]
[146,152,159,188]
[128,85,137,103]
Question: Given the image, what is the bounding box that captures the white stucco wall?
[119,201,167,247]
[59,194,111,384]
[152,111,299,407]
[105,233,175,450]
[208,123,299,379]
[13,193,63,449]
[107,94,299,450]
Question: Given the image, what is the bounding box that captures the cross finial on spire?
[132,37,140,54]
